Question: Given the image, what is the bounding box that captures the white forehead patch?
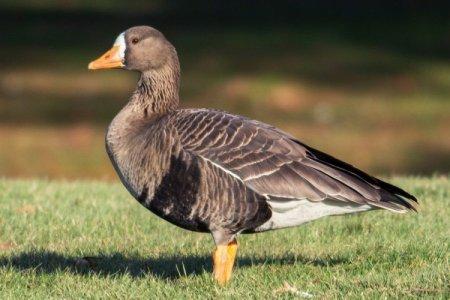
[113,32,126,60]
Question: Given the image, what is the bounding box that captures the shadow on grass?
[0,250,348,280]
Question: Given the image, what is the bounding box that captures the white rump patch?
[113,32,126,60]
[256,199,372,231]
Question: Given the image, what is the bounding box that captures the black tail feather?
[297,140,419,211]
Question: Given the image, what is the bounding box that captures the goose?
[88,26,417,285]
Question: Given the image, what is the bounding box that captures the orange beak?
[88,45,124,70]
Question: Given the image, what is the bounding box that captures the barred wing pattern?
[172,109,417,216]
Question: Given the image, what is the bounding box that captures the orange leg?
[212,239,238,285]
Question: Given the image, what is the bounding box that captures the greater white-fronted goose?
[88,26,417,285]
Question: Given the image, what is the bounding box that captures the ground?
[0,177,448,298]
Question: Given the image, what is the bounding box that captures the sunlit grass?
[0,177,448,298]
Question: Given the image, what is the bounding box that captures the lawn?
[1,13,449,178]
[0,177,448,298]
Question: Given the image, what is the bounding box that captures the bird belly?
[254,199,372,231]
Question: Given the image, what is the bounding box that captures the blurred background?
[0,1,449,180]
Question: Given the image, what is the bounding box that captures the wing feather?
[172,109,417,212]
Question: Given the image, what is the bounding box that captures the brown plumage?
[88,25,418,284]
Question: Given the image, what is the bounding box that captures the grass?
[0,177,448,298]
[0,13,450,178]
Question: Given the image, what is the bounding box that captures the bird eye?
[132,38,139,44]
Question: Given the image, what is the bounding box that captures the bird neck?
[130,59,180,116]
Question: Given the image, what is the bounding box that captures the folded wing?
[172,109,417,212]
